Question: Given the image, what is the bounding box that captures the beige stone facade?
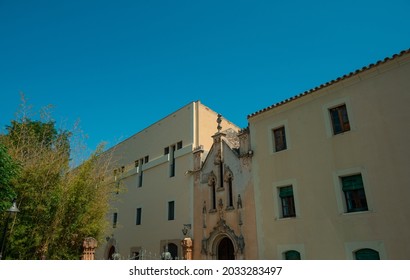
[94,49,410,260]
[249,50,410,259]
[191,122,257,260]
[95,101,239,260]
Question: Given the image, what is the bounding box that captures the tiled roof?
[247,48,410,119]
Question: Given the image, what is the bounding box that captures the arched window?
[208,173,217,210]
[355,248,380,260]
[227,176,233,207]
[224,167,234,208]
[284,250,301,260]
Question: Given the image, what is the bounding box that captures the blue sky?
[1,0,409,159]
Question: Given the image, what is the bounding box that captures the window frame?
[329,104,351,135]
[333,168,372,214]
[341,174,368,213]
[354,248,380,260]
[268,120,290,155]
[323,97,354,138]
[273,179,299,220]
[273,126,287,152]
[284,250,301,260]
[136,207,142,225]
[279,186,296,218]
[168,201,175,221]
[113,212,118,228]
[278,244,305,260]
[345,241,386,260]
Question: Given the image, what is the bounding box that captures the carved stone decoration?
[214,149,221,164]
[218,198,224,220]
[202,218,245,259]
[207,171,216,186]
[217,114,222,132]
[223,165,233,182]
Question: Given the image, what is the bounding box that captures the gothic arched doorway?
[217,237,235,260]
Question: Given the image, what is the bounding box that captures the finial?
[217,114,222,132]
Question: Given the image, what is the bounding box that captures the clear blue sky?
[1,0,410,159]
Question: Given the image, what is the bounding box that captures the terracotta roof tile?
[247,48,410,119]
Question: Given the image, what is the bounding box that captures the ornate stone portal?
[202,218,245,259]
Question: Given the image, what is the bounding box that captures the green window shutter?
[279,186,293,198]
[342,174,363,191]
[285,250,301,260]
[355,249,380,260]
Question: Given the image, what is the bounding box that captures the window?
[211,179,216,210]
[279,186,296,218]
[284,250,301,260]
[168,201,175,221]
[170,145,176,177]
[219,163,224,189]
[355,248,380,260]
[138,158,144,187]
[144,156,149,163]
[227,176,234,208]
[177,141,183,150]
[136,208,142,225]
[341,174,368,213]
[164,147,169,155]
[273,126,287,152]
[329,104,350,135]
[113,212,118,228]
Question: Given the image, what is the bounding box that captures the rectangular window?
[170,145,176,177]
[144,156,149,163]
[177,141,183,150]
[138,158,144,187]
[168,201,175,220]
[273,126,287,152]
[136,208,142,225]
[279,186,296,218]
[211,179,216,210]
[329,104,350,135]
[113,212,118,228]
[341,174,368,212]
[164,147,169,155]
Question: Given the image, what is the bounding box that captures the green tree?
[0,143,20,212]
[1,102,113,259]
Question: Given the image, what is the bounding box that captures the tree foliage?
[0,143,20,212]
[0,100,112,259]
